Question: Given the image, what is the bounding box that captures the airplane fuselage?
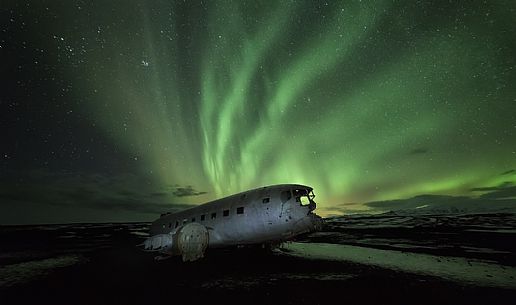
[146,184,322,260]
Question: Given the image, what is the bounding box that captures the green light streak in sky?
[77,1,515,213]
[201,1,298,195]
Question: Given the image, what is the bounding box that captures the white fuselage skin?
[149,184,322,248]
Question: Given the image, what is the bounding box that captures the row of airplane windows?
[164,206,245,229]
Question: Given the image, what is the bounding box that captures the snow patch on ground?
[279,242,516,289]
[0,255,85,287]
[201,272,356,290]
[129,231,149,237]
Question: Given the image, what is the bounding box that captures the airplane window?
[223,209,229,217]
[236,207,244,214]
[211,212,216,219]
[192,217,196,222]
[262,197,270,203]
[299,196,310,205]
[201,214,205,221]
[183,219,187,224]
[280,190,291,203]
[293,189,308,197]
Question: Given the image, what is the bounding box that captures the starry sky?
[1,1,515,224]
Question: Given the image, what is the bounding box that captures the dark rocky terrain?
[1,213,515,304]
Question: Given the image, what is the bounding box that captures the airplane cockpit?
[292,187,317,212]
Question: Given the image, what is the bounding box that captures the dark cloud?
[366,176,516,212]
[501,169,516,175]
[409,148,429,155]
[172,185,207,197]
[334,178,516,215]
[471,182,516,199]
[364,194,516,214]
[470,181,513,191]
[366,194,468,210]
[0,169,195,222]
[479,186,516,199]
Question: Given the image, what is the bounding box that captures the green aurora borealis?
[2,0,516,221]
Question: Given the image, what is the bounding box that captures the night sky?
[1,1,515,224]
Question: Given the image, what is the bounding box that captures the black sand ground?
[1,214,515,305]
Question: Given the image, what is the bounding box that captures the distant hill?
[367,194,516,216]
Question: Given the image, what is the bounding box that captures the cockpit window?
[293,188,316,206]
[299,196,310,205]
